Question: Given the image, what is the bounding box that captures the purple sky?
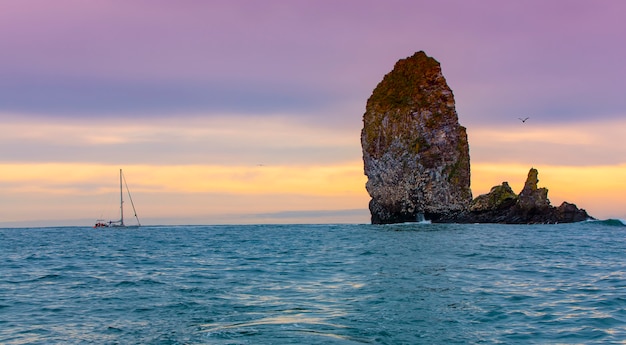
[2,1,625,124]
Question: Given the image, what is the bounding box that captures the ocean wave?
[588,219,626,227]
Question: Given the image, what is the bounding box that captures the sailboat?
[94,169,141,228]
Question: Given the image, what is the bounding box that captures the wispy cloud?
[467,118,626,166]
[0,113,361,165]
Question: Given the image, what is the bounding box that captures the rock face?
[469,182,517,213]
[360,51,593,224]
[452,168,592,224]
[361,51,472,224]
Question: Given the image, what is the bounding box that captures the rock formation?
[450,168,592,224]
[361,51,472,224]
[469,182,517,214]
[361,51,593,224]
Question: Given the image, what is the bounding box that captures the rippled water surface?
[1,221,626,344]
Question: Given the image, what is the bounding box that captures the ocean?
[1,221,625,344]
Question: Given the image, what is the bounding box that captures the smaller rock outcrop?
[469,182,517,213]
[447,168,592,224]
[517,168,551,212]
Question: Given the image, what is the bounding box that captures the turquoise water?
[1,221,625,344]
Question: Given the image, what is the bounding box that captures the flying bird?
[518,117,529,123]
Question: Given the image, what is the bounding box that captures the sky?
[1,0,625,226]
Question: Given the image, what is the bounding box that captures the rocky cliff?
[361,51,593,224]
[447,168,592,224]
[361,51,472,224]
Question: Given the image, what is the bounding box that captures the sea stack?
[460,168,592,224]
[361,51,472,224]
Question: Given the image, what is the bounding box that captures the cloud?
[467,117,626,166]
[2,1,623,126]
[0,113,361,165]
[0,161,369,224]
[0,77,341,116]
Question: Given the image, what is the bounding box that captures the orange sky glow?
[1,151,624,225]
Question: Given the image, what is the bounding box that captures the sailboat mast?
[119,168,125,226]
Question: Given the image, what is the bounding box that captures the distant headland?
[360,51,591,224]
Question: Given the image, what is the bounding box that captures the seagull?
[518,117,529,123]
